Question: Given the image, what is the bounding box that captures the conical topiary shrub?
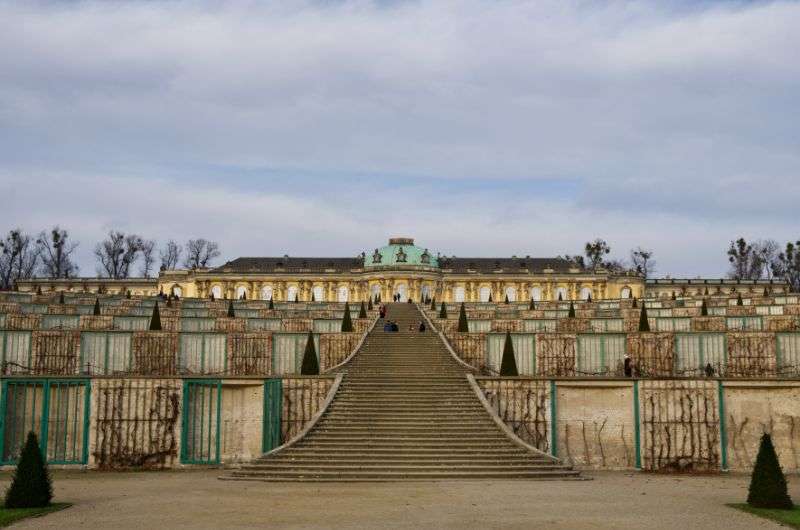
[166,297,172,308]
[704,286,709,296]
[368,298,373,311]
[671,291,677,301]
[587,293,592,303]
[210,292,215,301]
[457,302,469,332]
[36,285,42,295]
[747,433,793,509]
[499,331,518,376]
[311,292,315,302]
[632,296,638,308]
[701,298,709,316]
[430,297,436,311]
[126,290,131,299]
[504,294,509,304]
[4,432,52,508]
[568,301,576,318]
[268,297,274,310]
[300,332,320,375]
[737,293,744,306]
[488,292,493,303]
[558,292,563,301]
[638,305,650,332]
[149,301,162,331]
[764,286,770,297]
[358,301,367,319]
[529,298,536,310]
[93,298,101,316]
[439,301,448,319]
[227,300,235,318]
[58,292,65,304]
[341,302,354,332]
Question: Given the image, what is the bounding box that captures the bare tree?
[183,239,220,269]
[94,231,144,279]
[630,247,656,278]
[773,241,800,292]
[584,239,611,269]
[557,254,586,269]
[159,240,182,270]
[37,226,79,279]
[139,239,156,278]
[727,238,764,280]
[752,239,780,280]
[604,258,631,273]
[0,229,41,290]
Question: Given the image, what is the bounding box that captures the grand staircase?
[225,303,580,481]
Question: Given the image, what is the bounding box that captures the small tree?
[587,293,592,303]
[300,332,319,375]
[504,294,509,304]
[638,305,650,332]
[430,297,436,311]
[529,298,536,310]
[268,297,274,310]
[358,301,367,319]
[488,292,493,303]
[701,298,709,316]
[367,298,373,311]
[149,301,162,331]
[557,292,563,302]
[457,302,469,332]
[747,433,793,509]
[499,331,518,376]
[227,300,235,318]
[568,301,576,318]
[341,302,354,332]
[439,301,448,319]
[126,290,131,299]
[93,298,101,316]
[311,291,315,302]
[736,293,744,306]
[4,432,52,508]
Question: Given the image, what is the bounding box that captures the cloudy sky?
[1,0,798,277]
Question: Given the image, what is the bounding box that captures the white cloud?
[0,0,798,277]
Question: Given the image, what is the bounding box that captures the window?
[211,286,222,299]
[312,286,324,302]
[337,286,349,302]
[620,287,632,299]
[453,286,465,302]
[579,287,592,301]
[236,286,247,299]
[530,287,542,301]
[261,286,273,301]
[287,286,299,302]
[555,287,568,301]
[479,286,491,302]
[505,287,517,302]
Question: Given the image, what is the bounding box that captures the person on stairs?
[391,321,399,332]
[418,321,426,332]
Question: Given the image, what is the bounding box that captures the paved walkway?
[1,470,794,529]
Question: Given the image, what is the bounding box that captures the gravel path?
[1,470,795,529]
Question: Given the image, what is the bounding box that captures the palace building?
[17,237,787,300]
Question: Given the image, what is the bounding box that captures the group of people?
[378,303,427,333]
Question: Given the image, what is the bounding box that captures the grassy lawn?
[729,503,800,529]
[0,503,71,527]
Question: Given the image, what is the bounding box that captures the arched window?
[211,285,222,299]
[261,286,273,300]
[236,286,248,299]
[530,287,542,301]
[312,286,324,302]
[579,287,592,301]
[172,286,183,298]
[620,287,632,299]
[505,286,517,302]
[287,285,299,302]
[453,286,465,303]
[338,286,349,302]
[479,286,491,302]
[370,284,381,300]
[555,287,568,301]
[421,284,432,301]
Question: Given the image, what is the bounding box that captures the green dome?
[365,238,438,269]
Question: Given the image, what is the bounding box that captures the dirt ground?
[0,470,796,529]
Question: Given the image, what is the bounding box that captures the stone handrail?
[259,373,344,458]
[466,373,560,463]
[324,315,380,373]
[417,304,477,372]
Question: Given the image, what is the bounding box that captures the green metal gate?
[0,379,90,464]
[262,379,282,452]
[180,380,221,464]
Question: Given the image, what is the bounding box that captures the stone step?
[225,469,582,480]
